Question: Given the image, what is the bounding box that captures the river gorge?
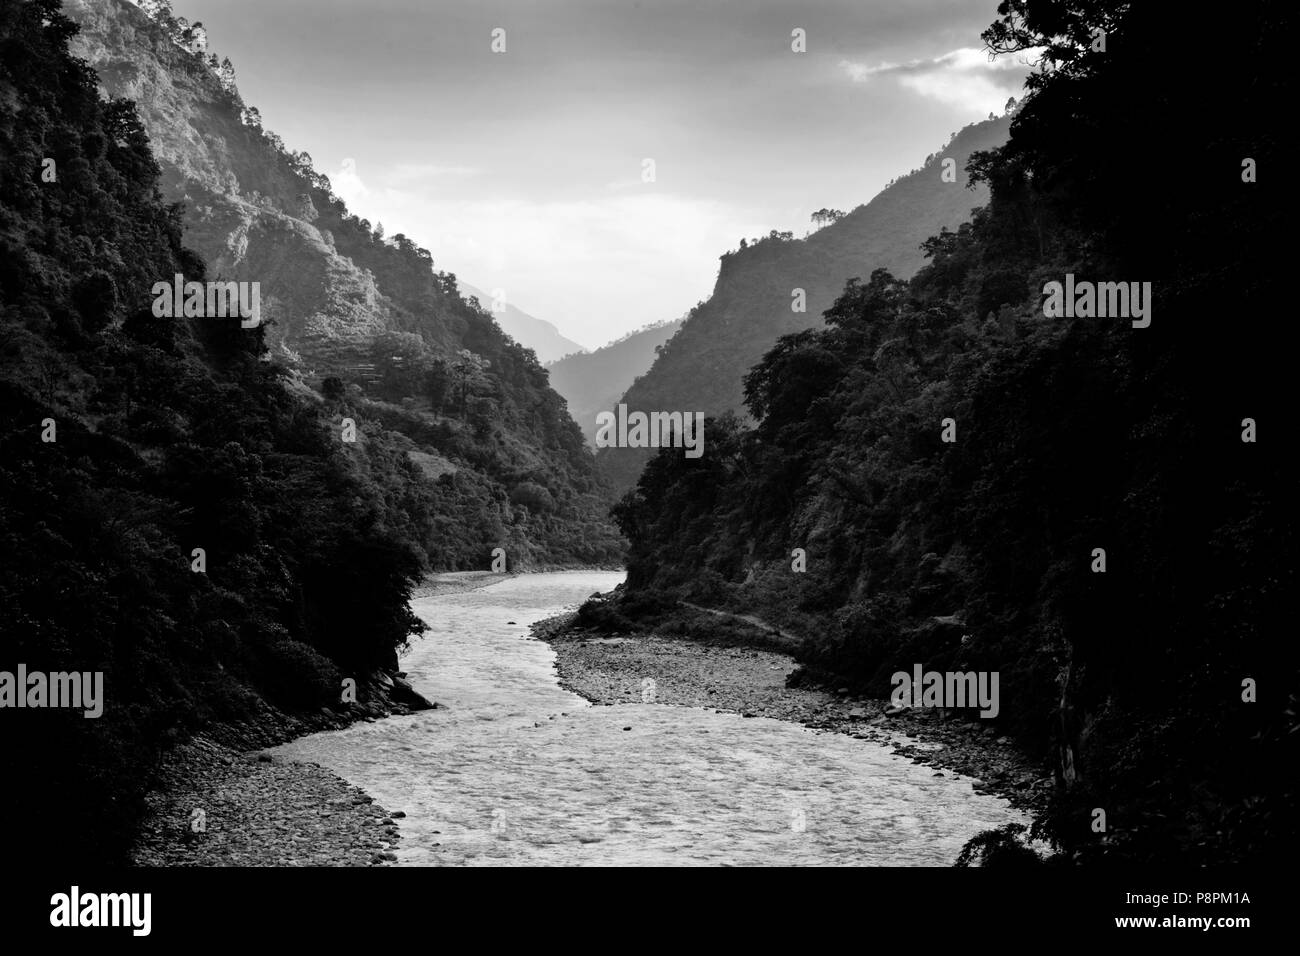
[271,571,1028,865]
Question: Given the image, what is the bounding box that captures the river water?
[270,571,1027,865]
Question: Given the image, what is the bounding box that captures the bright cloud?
[388,163,481,185]
[333,157,368,202]
[840,46,1042,116]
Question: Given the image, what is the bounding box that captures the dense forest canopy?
[0,0,610,865]
[605,0,1295,864]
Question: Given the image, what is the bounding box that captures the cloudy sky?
[174,0,1034,349]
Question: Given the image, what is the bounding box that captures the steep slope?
[1,0,433,863]
[460,281,585,364]
[546,318,684,445]
[597,116,1010,491]
[66,0,623,566]
[601,0,1293,865]
[66,0,396,367]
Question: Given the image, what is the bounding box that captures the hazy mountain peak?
[458,282,585,364]
[545,317,686,446]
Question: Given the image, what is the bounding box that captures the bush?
[575,594,634,633]
[255,640,342,709]
[955,824,1040,867]
[684,569,732,605]
[509,481,555,514]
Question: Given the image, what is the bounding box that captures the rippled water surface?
[271,572,1026,865]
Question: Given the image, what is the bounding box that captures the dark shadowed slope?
[597,115,1011,492]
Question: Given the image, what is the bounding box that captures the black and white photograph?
[0,0,1291,938]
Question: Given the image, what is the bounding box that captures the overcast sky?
[172,0,1034,349]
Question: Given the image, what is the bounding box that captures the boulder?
[389,674,436,711]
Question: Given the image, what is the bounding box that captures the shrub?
[255,639,342,709]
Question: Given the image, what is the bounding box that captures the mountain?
[545,318,684,445]
[65,0,624,567]
[458,281,585,364]
[598,0,1292,865]
[596,115,1011,491]
[2,0,438,863]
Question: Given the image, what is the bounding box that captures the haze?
[163,0,1034,348]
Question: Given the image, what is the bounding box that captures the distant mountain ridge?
[459,281,585,364]
[596,115,1012,491]
[546,318,685,446]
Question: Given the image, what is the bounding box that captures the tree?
[467,395,499,438]
[811,208,846,228]
[510,481,555,515]
[370,331,427,398]
[321,376,346,401]
[450,349,491,415]
[424,359,452,413]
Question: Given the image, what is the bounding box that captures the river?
[270,571,1027,865]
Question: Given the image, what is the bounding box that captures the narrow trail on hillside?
[678,600,806,644]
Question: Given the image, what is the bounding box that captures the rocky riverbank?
[537,612,1052,815]
[131,736,406,866]
[133,570,619,867]
[131,670,433,866]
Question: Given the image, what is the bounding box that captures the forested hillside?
[597,116,1010,491]
[0,0,442,862]
[66,0,623,566]
[603,0,1295,864]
